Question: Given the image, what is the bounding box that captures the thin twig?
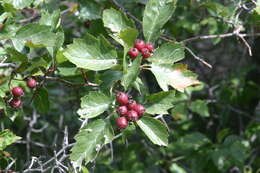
[181,32,260,43]
[185,47,212,69]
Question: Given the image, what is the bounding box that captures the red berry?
[116,116,128,129]
[128,48,139,59]
[126,110,139,122]
[132,104,145,117]
[145,43,154,52]
[11,87,24,97]
[116,106,128,116]
[9,98,22,108]
[127,100,137,110]
[27,78,37,89]
[141,48,151,59]
[134,39,145,51]
[116,92,129,105]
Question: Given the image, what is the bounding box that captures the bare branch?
[185,47,212,69]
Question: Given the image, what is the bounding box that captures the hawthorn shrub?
[0,0,260,173]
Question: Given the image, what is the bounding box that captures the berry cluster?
[9,78,37,108]
[115,92,145,129]
[128,39,154,59]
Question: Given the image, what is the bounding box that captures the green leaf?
[150,63,200,92]
[63,34,117,71]
[121,56,142,90]
[148,42,185,65]
[119,28,138,49]
[70,119,114,167]
[78,0,102,20]
[14,24,58,48]
[0,129,21,150]
[146,91,175,114]
[100,70,123,91]
[39,10,61,30]
[256,0,260,15]
[171,103,188,120]
[77,91,111,119]
[190,99,209,117]
[103,8,135,34]
[3,0,33,9]
[175,132,211,151]
[137,116,168,146]
[143,0,177,43]
[33,88,50,113]
[170,163,187,173]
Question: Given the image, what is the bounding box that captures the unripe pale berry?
[116,92,129,105]
[126,110,139,122]
[132,104,145,116]
[134,39,145,51]
[145,43,154,52]
[128,48,139,59]
[9,98,22,108]
[11,87,24,97]
[141,48,151,59]
[127,100,137,110]
[116,116,128,129]
[27,78,37,89]
[116,106,128,116]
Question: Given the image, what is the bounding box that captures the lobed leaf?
[77,91,111,119]
[137,116,169,146]
[63,34,117,71]
[150,63,200,92]
[70,119,114,167]
[143,0,177,43]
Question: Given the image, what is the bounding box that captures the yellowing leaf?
[150,64,200,92]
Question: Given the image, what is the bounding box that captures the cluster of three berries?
[116,92,145,129]
[9,78,37,108]
[128,40,154,59]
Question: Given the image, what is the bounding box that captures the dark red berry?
[116,92,129,105]
[141,48,151,59]
[11,87,24,97]
[84,20,91,28]
[116,106,128,116]
[132,104,145,116]
[145,43,154,52]
[128,48,139,59]
[9,98,22,108]
[126,110,139,122]
[127,100,137,110]
[134,39,145,51]
[116,116,128,129]
[27,78,37,89]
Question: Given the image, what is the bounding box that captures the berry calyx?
[116,116,128,129]
[132,104,145,117]
[126,110,139,122]
[134,39,145,51]
[116,92,129,105]
[9,98,22,108]
[141,48,151,59]
[117,106,128,116]
[145,43,154,52]
[128,48,139,59]
[27,78,37,89]
[127,100,137,110]
[11,87,24,97]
